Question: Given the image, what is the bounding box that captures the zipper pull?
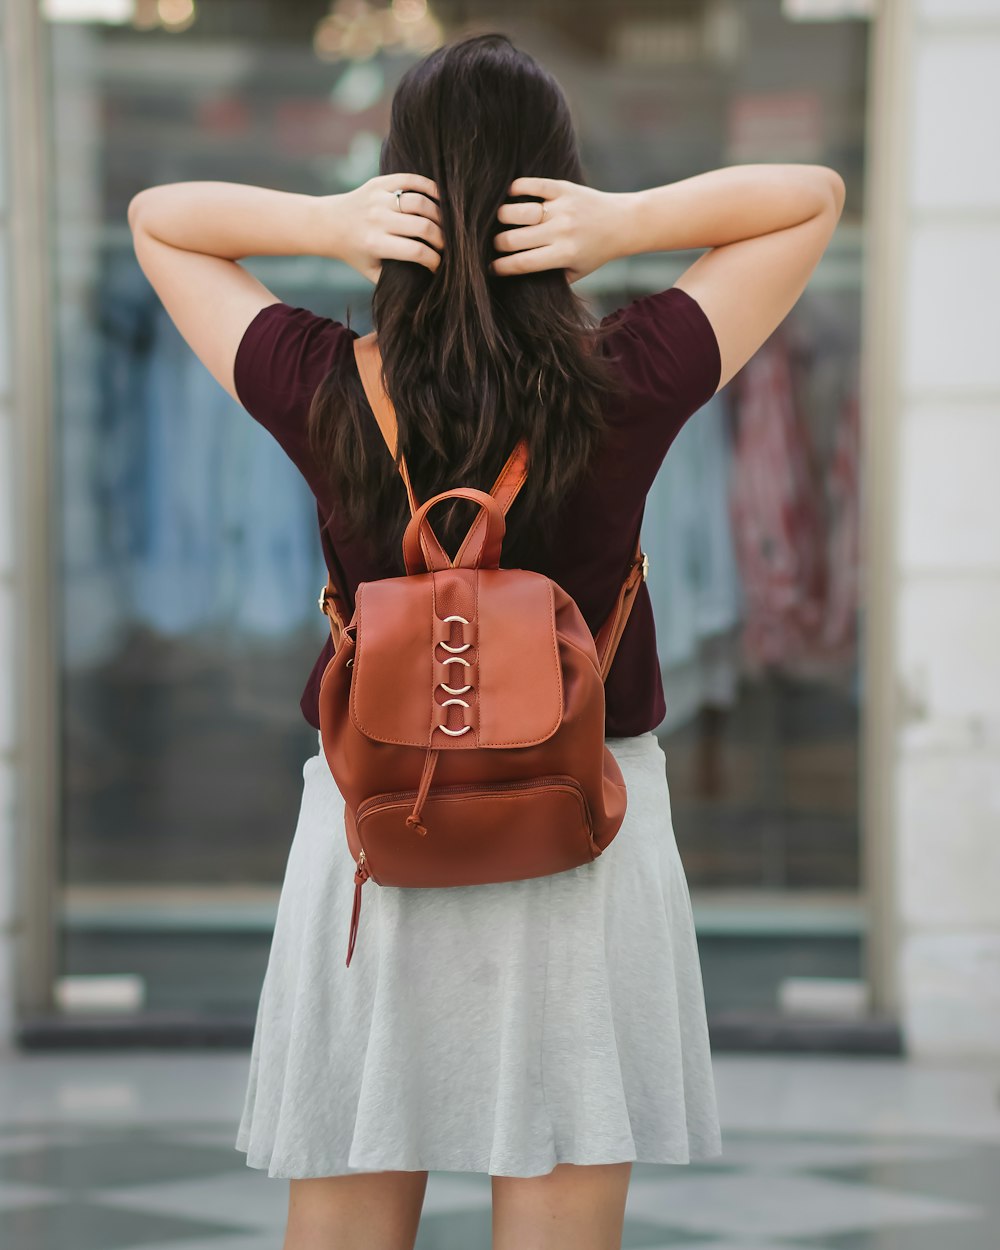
[346,850,369,967]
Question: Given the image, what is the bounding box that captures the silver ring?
[540,202,547,223]
[394,189,404,212]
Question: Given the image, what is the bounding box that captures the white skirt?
[234,728,723,1178]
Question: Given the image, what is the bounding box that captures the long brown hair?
[307,31,624,574]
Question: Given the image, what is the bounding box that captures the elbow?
[127,189,151,234]
[823,168,846,220]
[802,165,846,221]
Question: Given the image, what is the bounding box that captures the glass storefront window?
[48,1,868,1022]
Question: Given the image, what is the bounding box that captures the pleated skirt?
[234,728,723,1179]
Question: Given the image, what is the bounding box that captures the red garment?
[728,332,827,672]
[233,287,721,736]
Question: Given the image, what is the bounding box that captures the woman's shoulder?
[582,285,723,499]
[597,285,722,411]
[234,301,358,431]
[233,301,357,497]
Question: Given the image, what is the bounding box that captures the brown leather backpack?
[317,333,649,966]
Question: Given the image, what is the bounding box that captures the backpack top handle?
[402,487,507,576]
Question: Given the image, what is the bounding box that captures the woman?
[129,30,844,1250]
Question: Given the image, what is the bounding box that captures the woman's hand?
[490,177,633,284]
[332,173,444,284]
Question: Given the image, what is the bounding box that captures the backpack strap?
[593,544,648,682]
[353,334,453,571]
[353,332,530,568]
[453,436,529,567]
[319,332,649,683]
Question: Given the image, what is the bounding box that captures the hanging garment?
[643,387,743,730]
[728,330,828,675]
[130,303,319,639]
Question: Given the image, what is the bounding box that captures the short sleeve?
[598,285,722,494]
[233,301,357,498]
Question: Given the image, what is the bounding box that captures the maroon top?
[233,286,721,737]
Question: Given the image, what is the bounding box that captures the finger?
[496,201,549,226]
[378,172,439,202]
[387,210,445,253]
[382,234,441,272]
[489,245,564,277]
[508,176,560,198]
[400,191,443,224]
[387,189,442,224]
[493,223,547,253]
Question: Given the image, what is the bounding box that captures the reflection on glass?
[50,1,867,1018]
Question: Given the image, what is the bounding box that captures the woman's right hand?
[490,177,632,284]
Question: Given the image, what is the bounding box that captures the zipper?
[355,774,585,823]
[347,776,592,968]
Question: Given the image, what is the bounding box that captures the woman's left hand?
[331,174,444,283]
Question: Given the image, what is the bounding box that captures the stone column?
[0,0,60,1051]
[0,5,17,1051]
[892,0,1000,1057]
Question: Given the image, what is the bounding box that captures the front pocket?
[354,774,599,888]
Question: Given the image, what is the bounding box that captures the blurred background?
[0,1,997,1248]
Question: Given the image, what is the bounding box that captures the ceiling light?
[42,0,135,22]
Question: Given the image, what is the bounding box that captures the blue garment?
[641,388,743,729]
[85,288,325,644]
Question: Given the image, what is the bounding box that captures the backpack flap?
[349,566,563,749]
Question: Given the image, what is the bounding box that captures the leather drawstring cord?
[346,742,439,966]
[347,857,368,968]
[405,745,440,836]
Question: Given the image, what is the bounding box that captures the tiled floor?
[0,1050,998,1249]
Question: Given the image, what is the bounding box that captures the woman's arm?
[493,163,845,393]
[129,178,443,270]
[664,166,845,393]
[128,176,442,403]
[623,163,841,253]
